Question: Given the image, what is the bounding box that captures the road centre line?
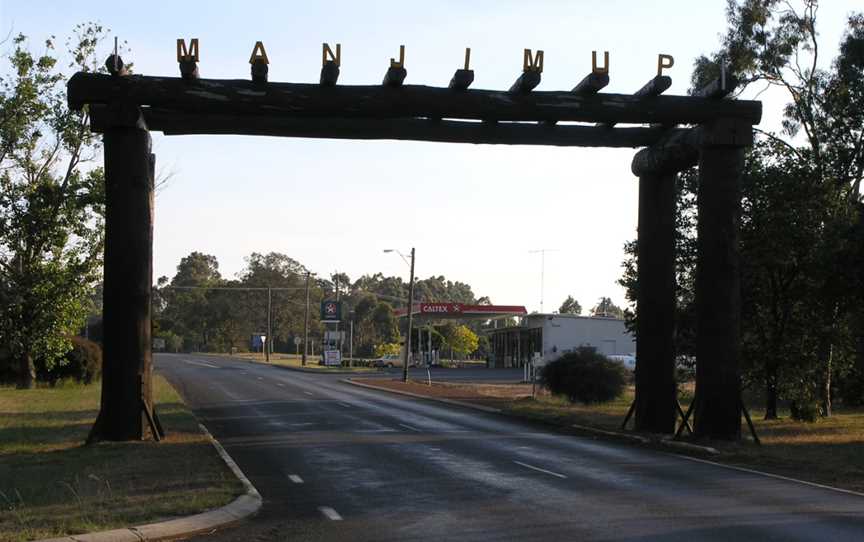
[399,423,421,432]
[287,474,304,484]
[337,402,352,408]
[318,507,343,521]
[304,391,314,396]
[183,359,220,368]
[513,460,567,479]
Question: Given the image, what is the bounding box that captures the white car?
[607,354,636,372]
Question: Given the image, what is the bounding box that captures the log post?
[630,138,695,435]
[633,170,677,433]
[87,99,155,443]
[693,118,752,440]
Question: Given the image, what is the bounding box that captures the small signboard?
[323,349,342,366]
[251,333,267,349]
[293,337,302,346]
[321,300,341,322]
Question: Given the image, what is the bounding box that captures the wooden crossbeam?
[68,73,762,126]
[123,107,684,147]
[545,72,610,126]
[600,75,672,128]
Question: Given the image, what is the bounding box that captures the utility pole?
[302,271,310,366]
[404,248,416,383]
[349,317,354,367]
[334,273,340,361]
[266,286,271,363]
[528,248,558,313]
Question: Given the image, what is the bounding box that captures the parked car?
[372,354,403,368]
[607,354,636,372]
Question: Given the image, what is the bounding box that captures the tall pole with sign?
[302,272,310,366]
[266,286,271,363]
[404,248,416,383]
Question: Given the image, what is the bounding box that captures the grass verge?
[360,378,864,493]
[0,376,243,542]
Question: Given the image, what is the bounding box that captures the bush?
[37,336,102,385]
[538,346,627,404]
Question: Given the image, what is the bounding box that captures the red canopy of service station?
[394,302,527,320]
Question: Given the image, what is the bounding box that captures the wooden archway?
[68,48,760,442]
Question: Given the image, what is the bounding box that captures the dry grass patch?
[0,376,243,542]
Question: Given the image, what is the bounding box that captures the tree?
[590,297,624,319]
[445,325,479,359]
[692,0,864,415]
[558,296,582,315]
[0,25,108,388]
[158,252,222,351]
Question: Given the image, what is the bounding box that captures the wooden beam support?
[693,118,747,441]
[600,75,672,128]
[67,72,762,125]
[383,66,407,87]
[179,59,199,80]
[631,129,700,176]
[509,70,541,94]
[545,72,610,126]
[87,101,155,443]
[695,73,739,99]
[449,69,474,91]
[132,108,682,147]
[633,169,678,434]
[572,72,609,94]
[320,61,340,86]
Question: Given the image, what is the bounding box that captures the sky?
[1,1,860,313]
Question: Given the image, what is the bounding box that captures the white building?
[487,314,635,368]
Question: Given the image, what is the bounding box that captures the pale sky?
[1,1,859,312]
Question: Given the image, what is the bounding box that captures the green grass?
[0,377,243,542]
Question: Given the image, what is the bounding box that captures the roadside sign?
[251,333,267,349]
[323,350,342,366]
[321,300,341,322]
[293,337,302,346]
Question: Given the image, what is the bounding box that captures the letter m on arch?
[177,38,199,62]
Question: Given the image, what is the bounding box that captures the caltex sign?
[320,300,341,322]
[420,303,463,314]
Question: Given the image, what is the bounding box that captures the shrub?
[538,346,627,404]
[38,336,102,385]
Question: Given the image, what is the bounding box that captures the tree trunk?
[822,342,833,417]
[764,361,778,420]
[17,351,36,389]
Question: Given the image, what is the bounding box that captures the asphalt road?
[156,353,864,541]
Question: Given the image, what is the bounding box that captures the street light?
[384,247,415,383]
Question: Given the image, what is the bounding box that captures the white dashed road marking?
[288,474,304,484]
[183,359,219,368]
[318,507,342,521]
[337,402,352,408]
[513,460,567,479]
[304,391,314,396]
[399,423,421,432]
